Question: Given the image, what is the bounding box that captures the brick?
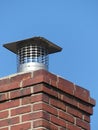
[7,99,20,108]
[50,76,58,87]
[51,115,66,128]
[33,84,58,98]
[66,123,81,130]
[50,98,66,111]
[32,69,59,87]
[58,77,74,95]
[33,119,50,128]
[74,85,90,102]
[49,123,58,130]
[83,114,90,123]
[89,98,96,106]
[10,87,31,99]
[22,96,31,105]
[33,102,58,116]
[78,102,93,114]
[31,93,49,103]
[0,93,8,102]
[58,93,78,107]
[0,78,10,86]
[0,99,20,111]
[0,116,19,127]
[22,78,37,88]
[59,127,66,130]
[22,73,48,88]
[0,128,8,130]
[58,110,74,123]
[11,105,31,116]
[41,71,58,87]
[76,118,90,130]
[10,72,31,82]
[22,111,50,122]
[33,84,43,93]
[11,122,31,130]
[33,83,57,98]
[33,117,58,129]
[42,85,58,98]
[0,82,20,93]
[33,69,48,78]
[0,110,9,119]
[67,107,82,119]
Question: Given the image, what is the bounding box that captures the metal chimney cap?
[3,36,62,54]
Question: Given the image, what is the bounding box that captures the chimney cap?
[3,36,62,54]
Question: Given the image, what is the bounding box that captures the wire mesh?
[17,43,49,69]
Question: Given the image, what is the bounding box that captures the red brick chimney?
[1,37,95,130]
[0,70,95,130]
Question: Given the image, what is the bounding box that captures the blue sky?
[0,0,98,129]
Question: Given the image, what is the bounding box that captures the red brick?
[22,78,36,88]
[60,127,66,130]
[7,99,20,108]
[33,119,50,128]
[66,123,81,130]
[33,84,58,98]
[50,77,58,87]
[22,111,50,122]
[11,105,31,116]
[76,118,90,130]
[58,93,78,107]
[67,107,82,119]
[74,85,90,102]
[58,77,74,95]
[10,87,31,99]
[0,110,9,119]
[41,70,58,87]
[49,123,58,130]
[0,127,8,130]
[22,96,31,105]
[34,119,57,130]
[33,84,43,93]
[0,78,10,86]
[33,69,48,78]
[31,93,49,103]
[0,82,20,93]
[89,98,96,106]
[32,69,58,87]
[10,72,31,82]
[11,122,31,130]
[22,74,47,88]
[33,83,58,98]
[51,115,66,128]
[0,99,20,111]
[58,110,74,123]
[0,93,8,102]
[33,102,58,116]
[0,116,19,127]
[83,114,90,123]
[50,98,66,111]
[78,102,93,114]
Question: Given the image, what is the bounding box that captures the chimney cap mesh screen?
[17,43,48,69]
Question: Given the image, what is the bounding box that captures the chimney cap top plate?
[3,36,62,54]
